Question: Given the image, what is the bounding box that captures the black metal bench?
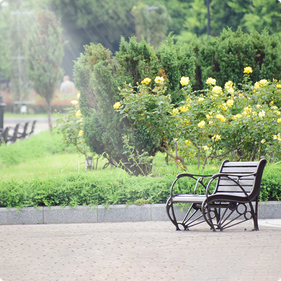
[6,124,20,144]
[28,120,36,137]
[166,159,267,231]
[17,122,29,139]
[0,127,9,145]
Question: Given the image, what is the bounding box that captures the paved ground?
[0,220,281,281]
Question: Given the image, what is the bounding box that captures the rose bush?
[115,67,281,170]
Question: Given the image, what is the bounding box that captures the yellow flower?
[78,130,83,137]
[183,119,190,125]
[155,76,164,84]
[275,111,281,116]
[228,87,234,95]
[185,140,191,146]
[71,100,78,105]
[180,76,190,86]
[206,114,212,119]
[277,118,281,123]
[220,103,228,111]
[243,106,252,115]
[226,99,234,107]
[206,77,216,85]
[254,82,260,90]
[252,111,257,116]
[273,134,280,140]
[224,81,233,89]
[232,114,242,120]
[171,108,179,115]
[276,84,281,89]
[113,102,121,109]
[212,135,221,142]
[238,93,244,98]
[203,145,210,151]
[212,86,222,94]
[256,104,261,108]
[215,114,226,122]
[76,110,82,118]
[141,77,152,84]
[259,79,267,86]
[198,121,206,128]
[77,92,81,99]
[271,106,278,110]
[198,97,204,102]
[244,66,252,74]
[179,105,189,112]
[261,139,266,144]
[259,110,265,118]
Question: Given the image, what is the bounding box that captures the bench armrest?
[170,173,213,197]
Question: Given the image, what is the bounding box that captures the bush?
[0,164,280,209]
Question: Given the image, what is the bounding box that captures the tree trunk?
[46,101,53,133]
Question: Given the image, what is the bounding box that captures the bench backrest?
[215,159,267,199]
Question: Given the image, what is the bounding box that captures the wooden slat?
[223,161,259,166]
[216,185,253,193]
[219,179,255,186]
[221,167,257,173]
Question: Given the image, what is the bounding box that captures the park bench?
[166,159,267,231]
[17,122,29,140]
[6,123,19,144]
[0,127,9,145]
[28,120,36,137]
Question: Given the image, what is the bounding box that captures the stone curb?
[0,201,281,225]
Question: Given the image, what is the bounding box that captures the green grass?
[4,112,48,118]
[0,130,281,209]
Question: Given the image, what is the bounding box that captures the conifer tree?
[26,10,63,132]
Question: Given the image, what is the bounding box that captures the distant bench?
[166,159,267,231]
[0,120,36,145]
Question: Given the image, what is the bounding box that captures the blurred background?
[1,0,281,114]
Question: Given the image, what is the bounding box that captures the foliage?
[132,2,171,47]
[198,28,281,89]
[116,68,281,170]
[0,163,280,209]
[26,10,64,132]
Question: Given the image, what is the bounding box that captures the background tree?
[132,2,171,47]
[26,10,64,132]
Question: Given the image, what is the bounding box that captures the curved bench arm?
[170,173,213,197]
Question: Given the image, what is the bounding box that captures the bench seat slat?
[172,194,205,203]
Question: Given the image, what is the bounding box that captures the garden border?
[0,201,281,225]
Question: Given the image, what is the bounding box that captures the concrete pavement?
[0,220,281,281]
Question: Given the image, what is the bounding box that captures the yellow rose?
[71,100,78,105]
[185,140,191,146]
[180,76,190,86]
[179,105,188,112]
[254,82,260,90]
[77,92,81,99]
[212,86,222,94]
[244,66,252,74]
[276,84,281,89]
[155,76,164,84]
[198,97,204,102]
[259,79,267,86]
[226,99,234,107]
[113,102,121,109]
[212,135,221,142]
[259,110,265,118]
[228,87,234,94]
[215,114,226,122]
[141,77,152,84]
[203,145,209,151]
[220,103,228,111]
[206,77,216,85]
[277,118,281,123]
[76,110,82,118]
[198,121,206,128]
[232,114,242,120]
[224,81,233,89]
[78,130,83,137]
[171,108,179,115]
[261,139,266,144]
